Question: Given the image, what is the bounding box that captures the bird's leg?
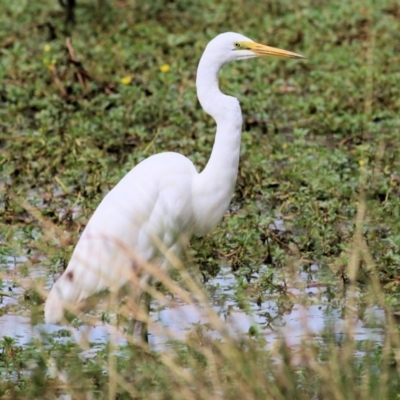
[139,274,153,344]
[124,267,144,338]
[140,288,152,344]
[126,269,152,344]
[126,289,142,337]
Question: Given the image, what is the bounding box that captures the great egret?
[45,32,304,333]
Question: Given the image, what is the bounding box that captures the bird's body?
[45,32,304,325]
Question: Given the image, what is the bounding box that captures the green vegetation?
[1,0,400,398]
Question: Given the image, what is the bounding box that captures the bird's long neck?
[192,54,243,236]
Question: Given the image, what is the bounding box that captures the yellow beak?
[243,41,305,59]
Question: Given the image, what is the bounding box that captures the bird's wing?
[45,152,197,323]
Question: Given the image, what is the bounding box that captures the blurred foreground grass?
[1,0,400,398]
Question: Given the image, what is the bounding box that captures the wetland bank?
[1,0,400,398]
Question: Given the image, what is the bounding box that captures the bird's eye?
[234,42,241,49]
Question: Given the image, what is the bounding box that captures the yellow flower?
[359,159,366,167]
[160,64,171,73]
[44,44,51,52]
[282,143,288,149]
[120,76,132,85]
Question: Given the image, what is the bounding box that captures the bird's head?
[204,32,305,64]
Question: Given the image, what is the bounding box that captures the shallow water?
[150,265,384,349]
[0,258,385,352]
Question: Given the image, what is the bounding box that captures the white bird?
[45,32,304,332]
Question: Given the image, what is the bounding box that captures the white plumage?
[45,32,304,325]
